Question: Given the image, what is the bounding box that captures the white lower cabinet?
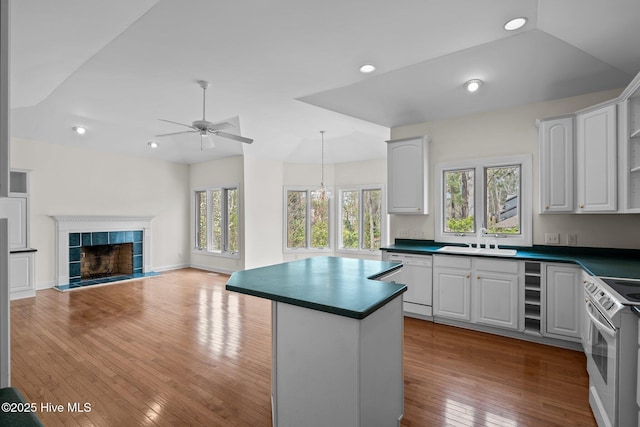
[473,259,519,330]
[544,264,581,341]
[433,256,471,321]
[433,255,520,331]
[10,251,35,299]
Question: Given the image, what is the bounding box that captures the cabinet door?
[387,137,428,214]
[576,104,617,212]
[545,265,581,340]
[0,197,27,249]
[9,252,32,293]
[433,267,470,321]
[473,272,519,330]
[539,117,574,213]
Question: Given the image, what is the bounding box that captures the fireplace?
[52,216,153,288]
[81,243,133,279]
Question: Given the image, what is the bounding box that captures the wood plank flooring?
[10,268,596,426]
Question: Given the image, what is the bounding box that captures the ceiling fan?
[156,80,253,145]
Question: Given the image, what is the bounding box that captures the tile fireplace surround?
[52,216,153,289]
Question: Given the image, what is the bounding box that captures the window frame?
[192,184,241,258]
[336,184,387,254]
[435,155,532,247]
[283,186,333,253]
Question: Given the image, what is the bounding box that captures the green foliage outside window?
[195,187,239,254]
[341,191,359,249]
[227,189,239,253]
[287,191,307,248]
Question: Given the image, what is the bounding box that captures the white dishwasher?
[385,253,433,318]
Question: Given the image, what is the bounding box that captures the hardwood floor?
[11,268,596,426]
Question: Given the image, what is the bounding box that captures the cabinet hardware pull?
[466,274,470,279]
[477,276,480,280]
[579,204,584,208]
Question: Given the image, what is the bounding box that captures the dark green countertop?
[382,239,640,279]
[226,256,406,319]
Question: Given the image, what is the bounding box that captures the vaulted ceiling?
[9,0,640,164]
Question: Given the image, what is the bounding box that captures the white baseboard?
[188,263,238,275]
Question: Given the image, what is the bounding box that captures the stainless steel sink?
[436,246,517,257]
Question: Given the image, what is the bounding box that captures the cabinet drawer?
[475,258,519,274]
[433,255,471,269]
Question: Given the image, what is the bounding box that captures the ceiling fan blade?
[158,119,196,130]
[213,130,254,144]
[155,130,198,137]
[208,121,234,131]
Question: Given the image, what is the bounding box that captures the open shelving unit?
[523,262,542,335]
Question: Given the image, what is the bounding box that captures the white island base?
[271,295,404,427]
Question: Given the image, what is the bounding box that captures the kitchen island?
[226,256,406,427]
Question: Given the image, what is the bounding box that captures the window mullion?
[358,189,364,250]
[306,190,311,249]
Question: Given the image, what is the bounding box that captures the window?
[435,156,532,246]
[338,186,385,252]
[284,187,330,251]
[194,186,239,256]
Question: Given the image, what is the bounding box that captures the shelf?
[523,329,542,337]
[525,285,541,292]
[524,262,541,275]
[631,166,640,173]
[524,310,541,320]
[525,298,541,306]
[631,128,640,139]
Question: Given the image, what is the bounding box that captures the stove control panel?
[584,275,625,320]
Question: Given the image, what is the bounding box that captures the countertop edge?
[381,241,640,279]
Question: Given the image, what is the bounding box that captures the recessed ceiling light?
[504,17,527,31]
[359,64,376,74]
[464,79,483,93]
[72,126,87,135]
[148,141,158,148]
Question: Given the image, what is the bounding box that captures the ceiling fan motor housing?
[192,120,214,131]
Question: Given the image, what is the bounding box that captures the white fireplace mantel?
[52,215,153,286]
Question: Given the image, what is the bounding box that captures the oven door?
[585,298,618,427]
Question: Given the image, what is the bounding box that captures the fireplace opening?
[81,243,133,280]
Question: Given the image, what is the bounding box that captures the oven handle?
[585,300,616,337]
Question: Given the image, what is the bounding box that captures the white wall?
[189,156,245,273]
[390,88,640,249]
[10,138,190,287]
[244,156,284,269]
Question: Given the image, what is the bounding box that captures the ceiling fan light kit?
[155,80,253,145]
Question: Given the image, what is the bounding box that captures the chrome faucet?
[476,227,487,248]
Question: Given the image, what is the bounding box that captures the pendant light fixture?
[319,130,331,200]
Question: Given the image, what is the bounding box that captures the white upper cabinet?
[386,136,429,214]
[617,71,640,213]
[575,103,617,213]
[538,116,574,213]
